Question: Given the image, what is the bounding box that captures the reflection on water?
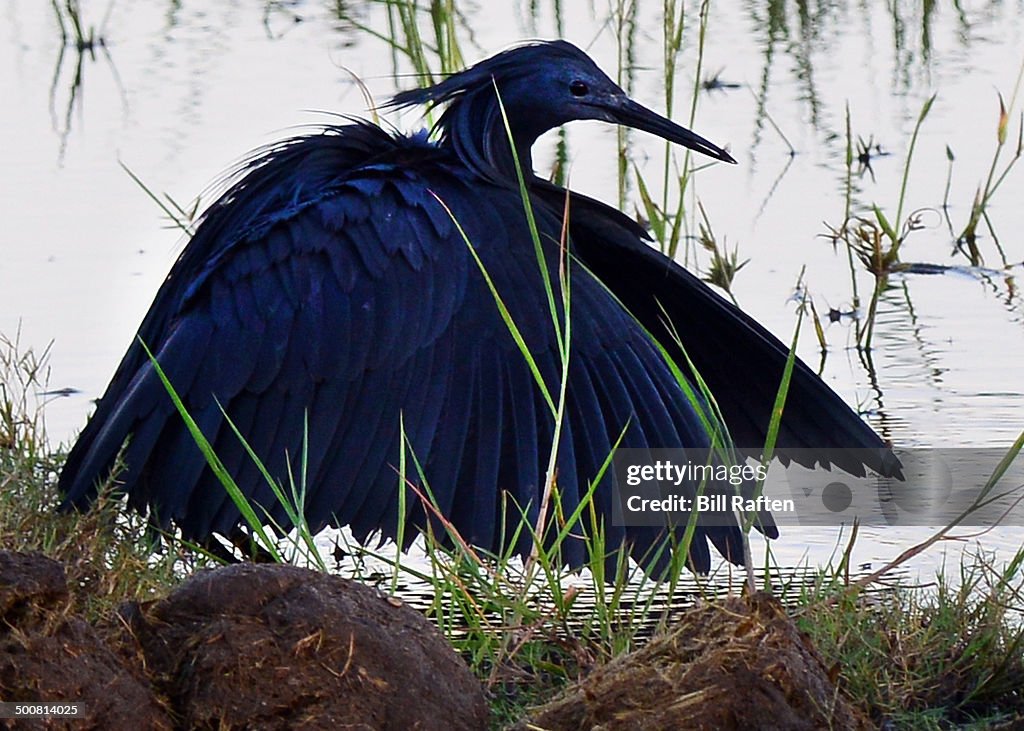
[315,526,920,640]
[1,1,1022,579]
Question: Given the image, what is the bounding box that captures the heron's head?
[389,40,735,164]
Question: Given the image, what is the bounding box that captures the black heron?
[59,40,895,573]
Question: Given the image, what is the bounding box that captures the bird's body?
[60,41,894,572]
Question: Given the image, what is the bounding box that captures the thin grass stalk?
[138,338,282,561]
[492,84,574,577]
[892,93,936,251]
[120,161,195,235]
[662,0,685,224]
[741,267,804,593]
[819,429,1024,600]
[671,0,711,260]
[842,104,861,313]
[612,0,637,211]
[393,413,409,593]
[974,58,1024,213]
[494,82,566,358]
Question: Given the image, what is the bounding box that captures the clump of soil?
[0,551,68,623]
[124,563,488,730]
[530,591,872,731]
[1,553,486,730]
[0,551,172,730]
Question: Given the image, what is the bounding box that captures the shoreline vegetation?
[3,333,1024,728]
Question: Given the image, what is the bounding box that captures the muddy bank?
[0,553,487,730]
[529,591,872,731]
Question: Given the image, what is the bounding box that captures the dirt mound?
[1,554,486,730]
[124,563,488,730]
[0,551,171,730]
[0,551,67,624]
[530,591,871,731]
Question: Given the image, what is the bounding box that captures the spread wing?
[59,125,749,573]
[547,185,900,479]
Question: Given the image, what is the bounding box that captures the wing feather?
[59,124,779,574]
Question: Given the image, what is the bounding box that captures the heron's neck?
[436,93,542,184]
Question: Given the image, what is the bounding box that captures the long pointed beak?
[602,97,736,164]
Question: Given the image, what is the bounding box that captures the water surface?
[2,0,1022,579]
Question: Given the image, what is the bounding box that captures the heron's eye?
[569,80,589,97]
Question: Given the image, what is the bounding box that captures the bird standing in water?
[60,41,894,573]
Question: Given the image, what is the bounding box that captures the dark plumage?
[59,40,895,573]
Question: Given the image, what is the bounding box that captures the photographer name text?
[625,494,795,514]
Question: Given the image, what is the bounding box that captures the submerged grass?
[627,0,752,301]
[952,56,1024,267]
[824,95,935,350]
[50,0,105,52]
[826,55,1024,351]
